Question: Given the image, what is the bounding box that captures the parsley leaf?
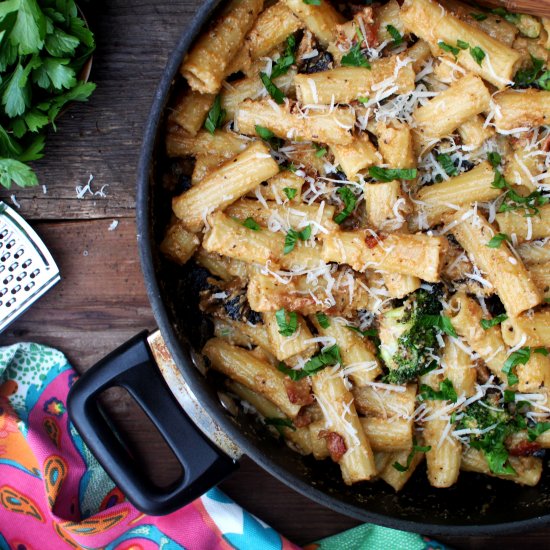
[334,186,357,224]
[358,96,369,104]
[386,24,403,46]
[470,12,488,21]
[436,153,458,176]
[277,345,342,380]
[528,422,550,441]
[503,348,531,386]
[438,41,460,57]
[417,314,458,338]
[284,225,312,254]
[0,158,37,189]
[457,39,470,50]
[303,0,321,4]
[470,46,486,66]
[260,71,285,104]
[314,144,327,157]
[393,440,431,472]
[480,313,508,330]
[204,94,226,134]
[488,151,502,167]
[265,417,296,434]
[368,166,417,182]
[492,168,549,216]
[271,35,296,79]
[255,125,275,140]
[504,389,516,403]
[283,187,297,200]
[486,233,510,248]
[316,312,330,328]
[341,29,371,69]
[346,325,378,338]
[490,6,520,24]
[275,308,298,336]
[514,55,545,88]
[242,217,261,231]
[419,379,458,402]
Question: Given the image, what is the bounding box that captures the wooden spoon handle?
[476,0,550,18]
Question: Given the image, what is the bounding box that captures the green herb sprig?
[0,0,96,189]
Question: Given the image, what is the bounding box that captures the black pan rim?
[136,0,550,536]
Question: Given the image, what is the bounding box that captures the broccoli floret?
[459,394,511,432]
[379,289,442,384]
[456,392,527,475]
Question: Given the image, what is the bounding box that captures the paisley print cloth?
[0,342,447,550]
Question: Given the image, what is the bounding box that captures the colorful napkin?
[0,342,447,549]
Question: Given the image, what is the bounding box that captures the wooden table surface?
[2,1,550,548]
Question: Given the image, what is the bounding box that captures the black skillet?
[68,0,550,535]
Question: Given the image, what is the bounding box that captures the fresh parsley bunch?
[0,0,96,190]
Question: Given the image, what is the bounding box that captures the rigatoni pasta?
[161,0,550,492]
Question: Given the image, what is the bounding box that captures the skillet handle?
[67,330,238,516]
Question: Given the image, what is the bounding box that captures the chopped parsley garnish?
[386,25,403,46]
[438,40,485,66]
[242,217,261,231]
[486,233,510,248]
[334,186,358,224]
[255,124,282,149]
[316,312,330,328]
[341,29,371,69]
[480,313,508,330]
[392,440,431,472]
[277,345,342,380]
[369,166,417,182]
[417,314,458,338]
[488,151,502,167]
[205,94,226,134]
[346,325,378,338]
[358,96,370,104]
[492,168,549,216]
[504,389,516,403]
[528,422,550,441]
[436,153,458,176]
[419,379,458,402]
[470,12,488,21]
[255,125,275,140]
[503,347,531,386]
[514,55,550,91]
[283,187,297,200]
[284,225,312,254]
[303,0,321,4]
[470,46,486,66]
[271,35,296,79]
[438,41,460,57]
[490,6,520,24]
[275,308,298,336]
[265,417,296,435]
[260,72,285,104]
[314,143,328,157]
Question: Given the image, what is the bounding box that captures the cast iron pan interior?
[136,0,550,535]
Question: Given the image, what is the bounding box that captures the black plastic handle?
[67,331,238,515]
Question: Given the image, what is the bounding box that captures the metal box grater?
[0,202,60,332]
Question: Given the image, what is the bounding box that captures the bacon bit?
[542,135,550,152]
[284,378,314,406]
[319,430,347,462]
[508,440,541,457]
[293,407,313,428]
[365,233,385,249]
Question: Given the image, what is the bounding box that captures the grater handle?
[67,331,238,515]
